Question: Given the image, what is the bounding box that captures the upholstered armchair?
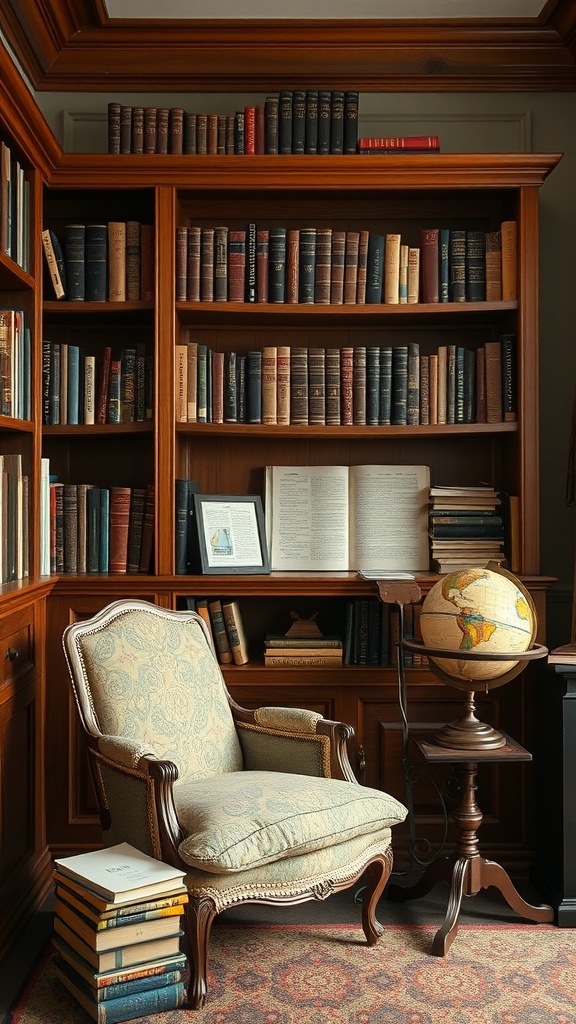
[62,599,407,1009]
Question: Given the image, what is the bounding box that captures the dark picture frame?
[193,494,270,575]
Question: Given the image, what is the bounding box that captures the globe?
[420,565,537,689]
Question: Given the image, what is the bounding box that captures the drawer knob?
[5,647,19,662]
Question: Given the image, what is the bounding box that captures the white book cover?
[54,843,186,903]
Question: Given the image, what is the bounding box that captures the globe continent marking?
[420,567,534,683]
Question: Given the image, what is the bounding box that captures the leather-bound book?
[206,114,218,154]
[108,221,126,302]
[143,108,157,154]
[186,226,201,302]
[485,340,503,422]
[228,229,246,302]
[439,227,450,302]
[279,91,293,154]
[485,229,502,301]
[156,109,169,154]
[85,224,108,302]
[175,226,187,302]
[217,114,227,155]
[213,225,229,302]
[399,242,409,303]
[184,112,197,154]
[356,229,369,303]
[446,343,456,423]
[463,347,476,423]
[344,231,359,305]
[64,224,85,301]
[262,346,278,424]
[308,347,326,425]
[314,227,332,305]
[292,91,306,154]
[465,229,486,301]
[352,346,366,425]
[317,91,331,154]
[330,91,345,154]
[256,229,269,302]
[139,483,155,573]
[131,107,144,154]
[391,345,408,425]
[298,227,316,304]
[268,227,287,303]
[277,345,290,425]
[200,227,215,301]
[340,346,353,425]
[286,229,300,304]
[169,108,184,154]
[96,346,112,424]
[379,346,392,425]
[365,347,380,426]
[126,221,141,300]
[208,600,233,665]
[255,106,265,154]
[449,228,466,302]
[421,227,440,303]
[222,600,250,665]
[407,342,420,425]
[245,222,257,302]
[247,350,262,424]
[429,352,438,424]
[290,346,308,425]
[501,219,517,300]
[407,247,420,303]
[366,234,384,303]
[501,333,517,422]
[120,106,132,154]
[196,114,208,154]
[325,348,341,425]
[63,484,78,574]
[120,347,136,422]
[344,91,359,154]
[174,344,188,423]
[437,345,447,424]
[330,230,345,304]
[265,96,279,154]
[384,233,401,304]
[108,103,121,154]
[243,107,255,155]
[224,351,237,423]
[127,487,146,573]
[234,110,244,154]
[305,90,318,154]
[109,486,131,573]
[420,354,430,425]
[211,350,224,424]
[86,485,100,574]
[186,340,198,422]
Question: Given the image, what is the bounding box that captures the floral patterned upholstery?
[77,607,243,785]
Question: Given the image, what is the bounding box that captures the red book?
[421,228,440,303]
[244,106,256,155]
[357,135,440,150]
[227,230,246,302]
[109,486,131,573]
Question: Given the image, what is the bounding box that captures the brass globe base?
[433,691,506,751]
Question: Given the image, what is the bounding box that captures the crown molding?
[1,1,575,92]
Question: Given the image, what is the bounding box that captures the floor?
[0,874,551,1023]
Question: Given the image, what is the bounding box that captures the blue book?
[366,234,384,302]
[366,346,380,425]
[54,955,184,1003]
[85,224,108,301]
[247,350,262,423]
[87,487,101,574]
[99,489,110,573]
[54,962,185,1024]
[64,224,85,301]
[379,346,392,425]
[67,344,80,424]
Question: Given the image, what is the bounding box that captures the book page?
[267,465,350,570]
[349,465,430,572]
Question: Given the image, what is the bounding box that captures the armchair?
[62,599,407,1009]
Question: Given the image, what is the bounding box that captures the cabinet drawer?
[0,607,35,687]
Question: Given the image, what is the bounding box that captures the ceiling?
[1,0,575,92]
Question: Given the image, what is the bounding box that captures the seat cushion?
[176,770,407,873]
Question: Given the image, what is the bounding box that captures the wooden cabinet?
[40,154,559,874]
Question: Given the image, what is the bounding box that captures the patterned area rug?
[10,922,576,1024]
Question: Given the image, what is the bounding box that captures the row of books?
[42,222,155,302]
[42,341,153,426]
[49,482,154,575]
[343,597,426,668]
[175,221,516,306]
[0,138,29,272]
[182,595,249,666]
[174,337,516,427]
[0,307,31,419]
[0,453,29,584]
[428,485,507,574]
[53,844,187,1023]
[108,91,359,156]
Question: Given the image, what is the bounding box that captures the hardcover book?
[265,464,430,572]
[54,843,186,905]
[130,106,144,154]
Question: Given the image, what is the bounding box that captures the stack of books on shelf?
[182,595,250,666]
[42,221,155,302]
[357,135,440,155]
[108,91,359,156]
[175,218,515,308]
[264,624,343,668]
[428,485,505,574]
[52,843,188,1023]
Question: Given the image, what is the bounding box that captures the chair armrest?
[88,734,187,871]
[232,704,357,782]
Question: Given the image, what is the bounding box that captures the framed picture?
[193,494,270,575]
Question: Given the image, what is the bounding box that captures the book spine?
[125,221,141,300]
[308,347,326,425]
[138,484,154,573]
[108,221,126,301]
[407,342,420,425]
[120,348,136,422]
[407,247,420,303]
[108,103,121,154]
[343,231,359,305]
[465,229,486,301]
[143,107,157,153]
[42,229,66,299]
[256,229,269,302]
[379,346,392,425]
[63,224,85,300]
[268,227,287,303]
[317,91,331,154]
[213,225,228,302]
[501,219,517,300]
[169,107,184,154]
[343,90,359,153]
[261,346,277,425]
[485,229,502,301]
[227,229,246,302]
[292,90,306,154]
[485,340,503,423]
[63,483,78,574]
[222,600,249,665]
[279,91,293,154]
[247,350,262,424]
[357,135,440,149]
[109,486,131,573]
[384,232,401,304]
[392,346,408,425]
[186,226,201,302]
[340,346,353,426]
[439,227,450,302]
[276,345,290,425]
[289,346,308,425]
[330,90,344,154]
[155,108,169,154]
[208,600,233,664]
[285,229,299,304]
[325,348,341,426]
[140,224,155,302]
[304,90,318,154]
[330,230,345,304]
[211,350,224,424]
[449,228,466,302]
[120,106,132,154]
[86,486,100,574]
[85,224,108,302]
[99,488,110,573]
[501,333,517,422]
[298,227,316,304]
[366,234,384,303]
[200,227,215,301]
[184,112,197,154]
[224,350,238,423]
[352,346,366,425]
[264,96,279,155]
[421,228,439,303]
[314,227,332,305]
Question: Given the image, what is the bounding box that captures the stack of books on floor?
[264,633,343,667]
[52,842,188,1023]
[428,485,505,574]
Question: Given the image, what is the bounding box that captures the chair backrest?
[62,599,243,784]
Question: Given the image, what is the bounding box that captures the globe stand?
[434,690,506,750]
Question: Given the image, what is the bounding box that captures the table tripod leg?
[431,857,468,956]
[479,859,554,923]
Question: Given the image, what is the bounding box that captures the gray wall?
[33,89,576,646]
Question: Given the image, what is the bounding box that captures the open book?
[265,464,430,572]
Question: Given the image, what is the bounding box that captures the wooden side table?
[388,733,554,954]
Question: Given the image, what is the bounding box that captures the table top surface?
[415,732,532,763]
